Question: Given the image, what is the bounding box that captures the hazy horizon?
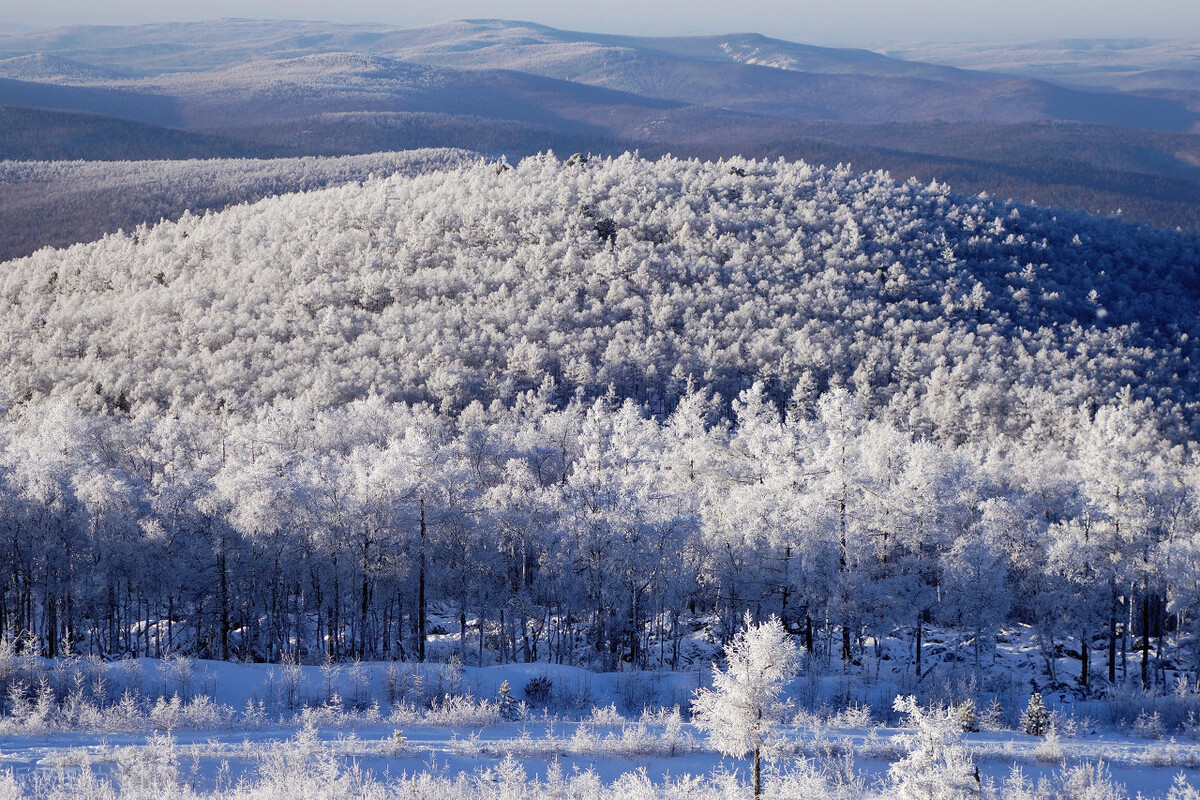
[2,0,1199,47]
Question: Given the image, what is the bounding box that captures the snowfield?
[0,650,1198,798]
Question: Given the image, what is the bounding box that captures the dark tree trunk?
[1080,629,1089,687]
[360,561,370,661]
[753,746,762,799]
[418,494,427,663]
[916,616,922,674]
[1109,587,1118,684]
[1142,590,1151,690]
[46,594,57,658]
[218,547,229,661]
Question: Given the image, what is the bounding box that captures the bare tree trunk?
[915,616,922,674]
[1080,629,1089,687]
[418,494,427,663]
[45,594,56,658]
[1109,586,1117,684]
[1142,589,1150,690]
[218,546,229,661]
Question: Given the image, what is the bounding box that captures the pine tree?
[497,680,519,720]
[956,699,979,733]
[1023,692,1050,736]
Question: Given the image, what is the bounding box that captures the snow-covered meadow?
[1,626,1200,799]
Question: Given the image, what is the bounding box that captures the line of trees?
[1,383,1196,690]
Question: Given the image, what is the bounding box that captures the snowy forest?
[1,152,1198,694]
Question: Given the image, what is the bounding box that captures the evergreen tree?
[1023,692,1050,736]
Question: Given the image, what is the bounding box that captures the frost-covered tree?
[691,613,799,797]
[940,530,1009,667]
[1078,399,1159,686]
[889,695,982,799]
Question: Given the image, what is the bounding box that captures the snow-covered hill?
[1,153,1199,716]
[2,152,1196,443]
[0,52,132,82]
[0,148,476,260]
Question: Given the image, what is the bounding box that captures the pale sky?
[2,0,1198,45]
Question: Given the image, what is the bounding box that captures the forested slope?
[0,148,476,260]
[1,153,1199,680]
[2,152,1197,443]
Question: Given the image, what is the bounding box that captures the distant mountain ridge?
[0,53,133,82]
[1,18,1194,130]
[883,38,1200,83]
[0,18,1198,246]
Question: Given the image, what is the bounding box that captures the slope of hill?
[0,52,134,82]
[0,148,476,261]
[2,153,1196,444]
[149,51,679,131]
[372,21,1198,130]
[731,121,1200,233]
[0,75,180,126]
[0,104,271,161]
[363,21,987,83]
[882,38,1200,85]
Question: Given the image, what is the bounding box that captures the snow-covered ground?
[2,707,1199,797]
[4,711,1200,798]
[0,649,1199,798]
